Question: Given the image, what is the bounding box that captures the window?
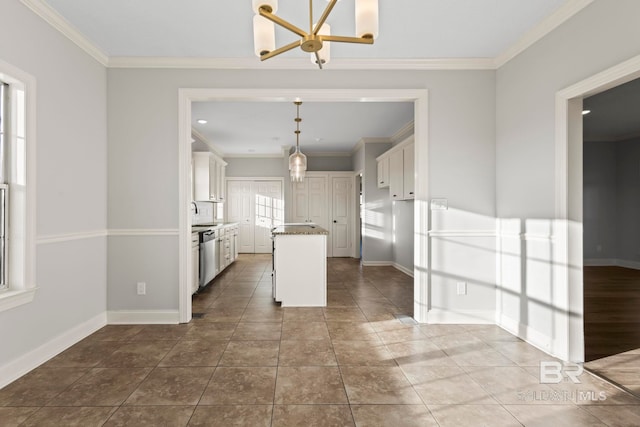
[0,60,36,312]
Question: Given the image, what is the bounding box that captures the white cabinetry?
[376,137,415,201]
[192,152,227,201]
[377,156,389,188]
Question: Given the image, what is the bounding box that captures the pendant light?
[289,101,307,182]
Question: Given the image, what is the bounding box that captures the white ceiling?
[36,0,588,156]
[191,101,414,156]
[43,0,567,61]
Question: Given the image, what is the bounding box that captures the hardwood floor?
[584,266,640,362]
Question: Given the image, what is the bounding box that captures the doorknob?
[333,220,337,223]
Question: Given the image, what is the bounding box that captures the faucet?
[191,201,198,214]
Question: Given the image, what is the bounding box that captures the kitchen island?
[271,224,328,307]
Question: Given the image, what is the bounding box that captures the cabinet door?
[192,154,211,201]
[377,157,389,188]
[403,143,415,199]
[209,158,218,200]
[389,150,404,200]
[217,164,226,202]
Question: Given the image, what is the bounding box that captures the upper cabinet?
[376,137,415,201]
[377,156,389,188]
[192,152,227,202]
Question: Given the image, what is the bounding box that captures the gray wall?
[307,155,352,171]
[585,138,640,263]
[362,142,392,263]
[225,157,286,177]
[392,200,414,272]
[583,141,617,260]
[495,0,640,352]
[0,0,107,375]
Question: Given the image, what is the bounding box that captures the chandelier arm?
[259,8,307,38]
[321,35,374,45]
[313,0,338,35]
[260,40,302,61]
[314,52,323,70]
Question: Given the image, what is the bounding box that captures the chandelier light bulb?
[355,0,379,39]
[252,0,278,14]
[253,14,276,57]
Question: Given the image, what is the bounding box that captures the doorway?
[177,89,429,324]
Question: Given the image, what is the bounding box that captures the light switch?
[431,198,448,210]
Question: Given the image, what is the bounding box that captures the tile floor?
[1,254,640,426]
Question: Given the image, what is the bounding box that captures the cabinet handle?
[379,181,384,184]
[393,195,397,197]
[409,192,414,195]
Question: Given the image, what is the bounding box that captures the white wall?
[392,200,414,273]
[225,157,286,177]
[107,68,497,322]
[495,0,640,359]
[0,0,107,385]
[307,155,352,171]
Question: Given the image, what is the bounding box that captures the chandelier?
[289,101,307,182]
[252,0,379,69]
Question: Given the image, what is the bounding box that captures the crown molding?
[494,0,594,68]
[20,0,109,66]
[23,0,592,71]
[351,137,392,155]
[391,120,415,143]
[108,56,496,70]
[223,153,284,158]
[305,151,353,157]
[191,128,225,158]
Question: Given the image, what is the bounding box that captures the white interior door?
[308,176,328,227]
[254,180,283,253]
[331,176,352,257]
[291,180,309,223]
[227,180,254,253]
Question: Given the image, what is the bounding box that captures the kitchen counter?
[192,222,238,233]
[271,224,328,236]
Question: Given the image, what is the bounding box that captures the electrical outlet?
[456,282,467,295]
[137,282,146,295]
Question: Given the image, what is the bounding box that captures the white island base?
[272,225,327,307]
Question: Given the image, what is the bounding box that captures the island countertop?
[271,224,329,235]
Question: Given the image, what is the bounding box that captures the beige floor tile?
[131,324,190,341]
[104,406,195,426]
[281,321,330,340]
[232,322,282,341]
[201,306,246,323]
[0,407,40,426]
[272,405,354,427]
[274,366,348,404]
[47,367,151,406]
[465,366,567,405]
[375,325,428,344]
[449,347,518,367]
[350,404,437,427]
[282,307,326,322]
[189,405,272,427]
[86,325,145,342]
[199,367,277,405]
[340,366,422,404]
[332,340,396,366]
[241,307,284,322]
[428,404,521,427]
[100,341,178,368]
[327,322,382,342]
[401,365,497,405]
[124,367,214,406]
[20,406,117,427]
[43,340,123,368]
[323,307,368,322]
[218,341,280,366]
[505,404,607,427]
[0,367,88,406]
[183,322,237,340]
[583,404,640,427]
[387,340,457,367]
[278,340,337,366]
[209,296,251,308]
[158,340,228,367]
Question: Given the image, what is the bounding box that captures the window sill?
[0,288,38,313]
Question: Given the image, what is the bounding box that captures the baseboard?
[361,261,393,267]
[0,312,107,389]
[107,310,180,324]
[393,263,414,277]
[497,313,560,359]
[584,258,640,270]
[426,309,494,324]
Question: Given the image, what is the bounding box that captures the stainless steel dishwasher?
[199,228,219,288]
